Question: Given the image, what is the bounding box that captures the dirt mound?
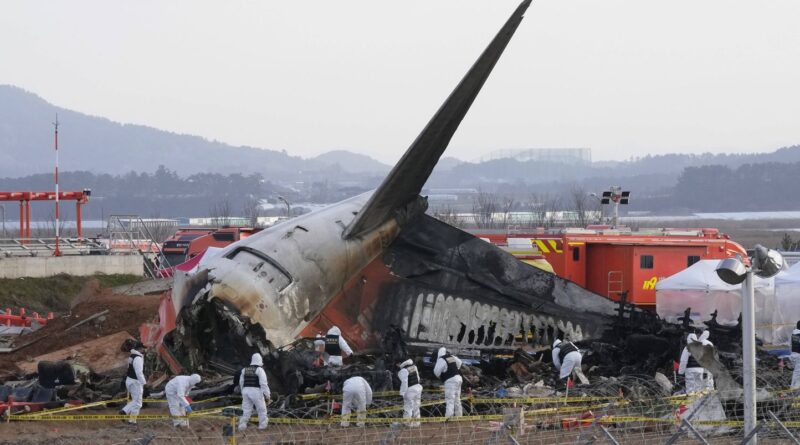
[0,280,160,378]
[0,273,143,314]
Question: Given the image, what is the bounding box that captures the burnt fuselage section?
[300,214,619,355]
[169,209,621,371]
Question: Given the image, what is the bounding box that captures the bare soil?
[0,280,160,378]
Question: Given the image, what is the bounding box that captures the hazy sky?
[2,1,799,164]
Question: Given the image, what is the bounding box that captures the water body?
[623,211,800,222]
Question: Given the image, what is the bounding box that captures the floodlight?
[716,258,748,285]
[752,245,786,278]
[716,245,785,284]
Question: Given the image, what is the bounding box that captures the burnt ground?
[0,281,160,378]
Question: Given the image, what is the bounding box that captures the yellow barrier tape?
[140,395,234,405]
[467,396,621,405]
[14,395,234,419]
[15,398,128,417]
[10,414,178,422]
[364,400,440,415]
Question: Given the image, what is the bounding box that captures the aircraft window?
[212,232,235,242]
[687,255,701,267]
[228,247,292,291]
[640,255,654,269]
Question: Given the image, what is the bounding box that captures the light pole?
[277,196,291,219]
[595,187,629,227]
[716,245,786,445]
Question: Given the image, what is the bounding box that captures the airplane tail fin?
[344,0,532,239]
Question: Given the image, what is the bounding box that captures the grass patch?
[0,273,143,314]
[92,273,144,289]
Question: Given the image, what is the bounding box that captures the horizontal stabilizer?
[344,0,532,239]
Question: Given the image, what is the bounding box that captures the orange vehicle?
[160,226,263,269]
[474,227,748,307]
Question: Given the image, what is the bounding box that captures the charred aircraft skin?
[300,214,619,354]
[170,194,421,349]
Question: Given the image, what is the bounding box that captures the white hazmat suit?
[165,374,201,427]
[552,339,583,381]
[790,327,800,389]
[398,359,422,427]
[679,331,714,393]
[433,347,463,418]
[238,353,271,430]
[325,326,353,367]
[121,349,146,424]
[341,376,372,427]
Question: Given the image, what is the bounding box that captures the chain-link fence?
[7,375,800,444]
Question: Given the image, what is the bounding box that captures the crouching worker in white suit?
[120,343,146,424]
[341,376,373,427]
[552,339,584,384]
[238,353,271,430]
[165,374,202,427]
[325,326,353,367]
[433,347,463,418]
[679,331,714,393]
[398,358,422,427]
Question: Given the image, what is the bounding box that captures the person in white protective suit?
[679,331,714,393]
[119,343,146,424]
[552,339,585,383]
[238,353,271,430]
[325,326,353,367]
[165,374,202,427]
[433,347,463,417]
[397,358,422,427]
[790,321,800,388]
[341,376,373,427]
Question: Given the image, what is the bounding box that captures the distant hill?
[428,146,800,191]
[3,84,798,199]
[311,150,390,174]
[0,85,387,179]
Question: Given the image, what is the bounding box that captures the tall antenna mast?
[53,115,61,256]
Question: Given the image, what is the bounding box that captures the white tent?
[656,260,776,343]
[773,262,800,344]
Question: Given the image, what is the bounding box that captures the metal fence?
[8,378,800,444]
[0,237,107,257]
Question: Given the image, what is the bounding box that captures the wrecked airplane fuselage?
[163,1,621,371]
[168,208,621,371]
[167,194,411,362]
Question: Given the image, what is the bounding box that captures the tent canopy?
[656,260,772,292]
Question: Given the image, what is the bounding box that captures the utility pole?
[277,196,291,219]
[53,115,61,256]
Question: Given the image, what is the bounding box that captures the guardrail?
[0,238,108,257]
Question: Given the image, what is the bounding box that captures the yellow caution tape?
[15,398,128,417]
[467,396,621,405]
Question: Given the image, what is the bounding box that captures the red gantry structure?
[0,190,91,242]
